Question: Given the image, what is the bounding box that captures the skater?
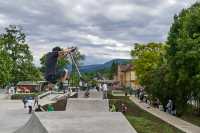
[45,47,74,90]
[103,83,108,99]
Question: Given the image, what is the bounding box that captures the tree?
[131,42,166,86]
[0,51,13,86]
[0,25,42,84]
[39,54,47,73]
[166,2,200,114]
[69,48,85,86]
[131,42,172,110]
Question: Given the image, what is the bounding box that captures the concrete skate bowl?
[14,111,137,133]
[66,98,109,112]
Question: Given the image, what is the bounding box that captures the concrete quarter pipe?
[66,98,109,112]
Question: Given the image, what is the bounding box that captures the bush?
[11,93,40,100]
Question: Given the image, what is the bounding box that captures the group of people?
[135,88,177,115]
[96,83,108,99]
[22,95,55,113]
[110,103,128,113]
[135,88,145,102]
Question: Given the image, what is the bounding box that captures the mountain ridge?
[79,59,131,72]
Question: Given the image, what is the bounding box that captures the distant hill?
[79,59,131,73]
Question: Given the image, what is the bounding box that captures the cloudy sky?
[0,0,197,66]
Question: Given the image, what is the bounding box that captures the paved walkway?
[130,96,200,133]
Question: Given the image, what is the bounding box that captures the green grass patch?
[108,94,184,133]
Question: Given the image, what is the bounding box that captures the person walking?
[34,96,39,107]
[166,99,173,114]
[103,83,108,99]
[98,83,102,91]
[22,96,28,108]
[27,97,33,114]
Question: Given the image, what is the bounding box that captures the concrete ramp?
[14,112,137,133]
[14,113,47,133]
[66,98,109,112]
[78,91,103,98]
[89,91,103,98]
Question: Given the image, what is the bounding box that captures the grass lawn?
[180,105,200,127]
[108,94,184,133]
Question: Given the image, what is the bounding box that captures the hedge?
[11,93,41,100]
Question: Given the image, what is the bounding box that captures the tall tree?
[131,42,170,110]
[69,48,85,86]
[166,2,200,114]
[131,42,166,86]
[0,51,13,86]
[0,25,41,84]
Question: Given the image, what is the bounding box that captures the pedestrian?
[98,83,102,91]
[121,103,128,114]
[166,99,173,114]
[79,81,83,90]
[139,90,144,102]
[153,98,160,108]
[22,96,27,108]
[27,97,33,114]
[34,96,39,107]
[135,89,139,98]
[84,88,90,98]
[96,86,99,91]
[171,103,176,115]
[103,83,108,99]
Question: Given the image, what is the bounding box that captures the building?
[16,81,41,93]
[115,64,139,89]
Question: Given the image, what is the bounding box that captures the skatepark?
[1,91,137,133]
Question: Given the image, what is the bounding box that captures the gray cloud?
[0,0,197,66]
